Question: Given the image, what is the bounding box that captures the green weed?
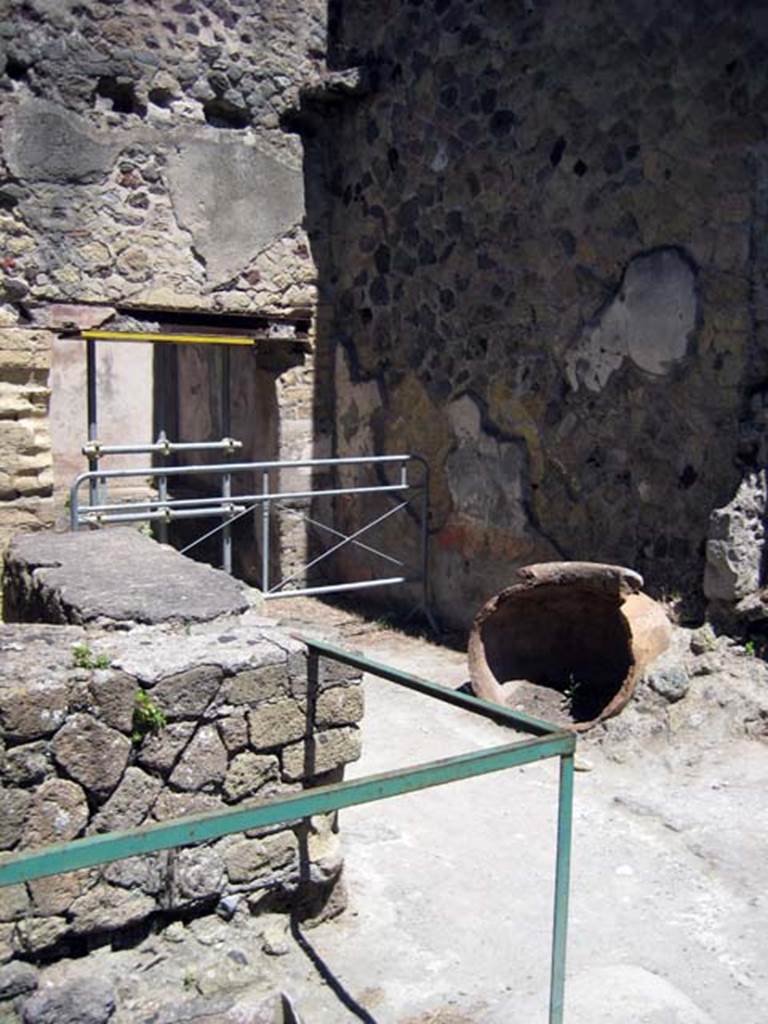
[132,689,167,746]
[71,643,111,670]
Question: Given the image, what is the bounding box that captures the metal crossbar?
[70,454,431,617]
[0,638,574,1023]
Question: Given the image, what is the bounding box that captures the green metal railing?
[0,637,575,1023]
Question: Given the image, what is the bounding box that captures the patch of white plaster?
[566,248,697,392]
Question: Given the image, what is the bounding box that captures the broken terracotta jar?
[468,562,672,731]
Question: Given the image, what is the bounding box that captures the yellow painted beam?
[81,330,256,347]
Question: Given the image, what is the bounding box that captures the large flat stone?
[3,529,250,626]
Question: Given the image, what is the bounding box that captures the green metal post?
[548,752,574,1024]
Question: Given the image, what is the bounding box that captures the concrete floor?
[290,624,768,1024]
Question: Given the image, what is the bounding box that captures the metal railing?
[0,638,575,1023]
[70,454,430,614]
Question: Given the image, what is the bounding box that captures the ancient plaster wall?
[0,0,326,571]
[310,0,768,626]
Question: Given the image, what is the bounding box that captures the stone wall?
[306,0,768,627]
[0,328,54,594]
[0,622,362,959]
[0,0,329,577]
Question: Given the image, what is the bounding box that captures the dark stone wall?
[308,0,768,626]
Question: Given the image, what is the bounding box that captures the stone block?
[0,741,54,786]
[102,853,167,895]
[88,670,137,732]
[136,721,195,773]
[248,699,307,750]
[315,685,364,727]
[51,713,131,799]
[169,724,228,791]
[282,727,362,782]
[22,778,88,847]
[13,916,68,954]
[69,883,156,934]
[172,847,225,903]
[222,838,270,883]
[16,976,115,1024]
[223,751,279,802]
[0,787,32,849]
[152,789,224,822]
[217,663,288,707]
[0,679,68,741]
[0,328,51,371]
[28,870,90,916]
[217,713,249,753]
[0,960,38,1000]
[150,666,222,720]
[0,883,29,923]
[89,767,162,833]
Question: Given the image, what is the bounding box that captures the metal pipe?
[265,577,410,599]
[301,636,565,737]
[548,753,574,1024]
[156,431,169,546]
[71,453,413,485]
[74,480,407,507]
[269,499,410,593]
[261,471,270,593]
[82,506,245,525]
[286,508,404,567]
[420,466,431,620]
[81,330,257,347]
[86,338,98,506]
[222,472,232,573]
[0,731,572,888]
[81,438,242,457]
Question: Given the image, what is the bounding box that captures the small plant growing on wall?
[71,643,111,670]
[132,689,167,746]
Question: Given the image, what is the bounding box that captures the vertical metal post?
[222,471,232,573]
[420,463,431,622]
[221,347,232,573]
[156,431,169,546]
[548,752,574,1024]
[221,346,231,437]
[86,338,98,507]
[261,470,270,593]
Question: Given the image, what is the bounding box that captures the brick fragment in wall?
[282,726,362,782]
[0,329,52,372]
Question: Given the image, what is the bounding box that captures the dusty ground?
[3,598,768,1024]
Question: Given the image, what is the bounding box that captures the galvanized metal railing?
[69,454,430,614]
[0,638,575,1023]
